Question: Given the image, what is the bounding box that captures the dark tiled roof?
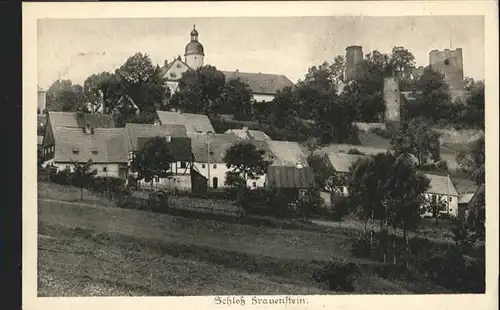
[125,123,188,151]
[48,111,115,129]
[136,136,192,162]
[266,166,315,189]
[222,71,295,95]
[189,133,243,163]
[53,127,128,163]
[425,173,459,196]
[156,111,214,134]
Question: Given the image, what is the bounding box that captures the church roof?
[222,71,295,95]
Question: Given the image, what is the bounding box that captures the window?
[449,208,453,212]
[154,176,160,182]
[252,182,257,188]
[176,64,182,68]
[72,148,79,154]
[65,165,70,170]
[180,162,187,169]
[213,164,217,169]
[449,197,453,202]
[92,150,98,155]
[201,164,206,168]
[102,167,107,172]
[170,72,177,78]
[444,59,450,65]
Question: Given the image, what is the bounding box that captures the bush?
[48,167,73,185]
[351,234,372,259]
[314,261,360,292]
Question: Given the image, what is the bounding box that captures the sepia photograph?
[23,1,497,308]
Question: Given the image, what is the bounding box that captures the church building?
[159,25,295,103]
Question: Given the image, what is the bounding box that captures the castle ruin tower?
[184,25,205,70]
[37,86,46,115]
[345,45,364,81]
[429,48,464,90]
[383,77,401,123]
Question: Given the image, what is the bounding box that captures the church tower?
[184,25,205,69]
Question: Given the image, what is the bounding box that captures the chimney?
[164,60,168,67]
[236,69,239,78]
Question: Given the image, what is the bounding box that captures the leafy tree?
[422,194,447,224]
[463,79,485,129]
[172,65,226,114]
[267,86,299,128]
[390,46,416,74]
[307,154,343,196]
[224,142,271,186]
[71,159,98,200]
[457,136,485,185]
[115,53,169,115]
[83,72,124,114]
[130,137,175,186]
[220,78,253,120]
[46,79,87,112]
[295,189,325,219]
[413,66,451,121]
[347,153,430,263]
[466,185,485,242]
[391,117,441,167]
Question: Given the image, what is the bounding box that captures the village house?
[47,125,129,179]
[40,111,116,165]
[224,127,271,141]
[159,25,294,102]
[324,152,369,196]
[189,133,243,190]
[156,110,215,134]
[265,140,309,167]
[265,165,315,199]
[124,123,192,191]
[422,173,460,218]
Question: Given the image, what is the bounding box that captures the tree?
[466,185,485,242]
[224,142,272,186]
[295,189,325,219]
[307,154,343,196]
[347,153,430,263]
[413,66,451,121]
[71,160,98,200]
[130,137,175,186]
[115,53,169,115]
[463,79,485,129]
[46,79,87,112]
[267,86,299,128]
[390,46,416,74]
[220,78,253,120]
[422,194,447,224]
[83,72,124,114]
[171,65,226,114]
[391,117,441,167]
[457,136,485,185]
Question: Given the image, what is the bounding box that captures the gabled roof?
[124,123,188,151]
[222,71,295,95]
[47,111,115,129]
[266,166,315,189]
[159,58,191,81]
[468,183,485,208]
[53,127,128,163]
[425,173,459,196]
[156,110,214,134]
[324,153,369,173]
[225,129,271,141]
[265,140,309,167]
[189,133,242,163]
[458,193,475,204]
[136,136,192,162]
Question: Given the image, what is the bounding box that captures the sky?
[37,16,484,90]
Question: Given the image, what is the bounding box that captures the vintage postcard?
[23,1,498,310]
